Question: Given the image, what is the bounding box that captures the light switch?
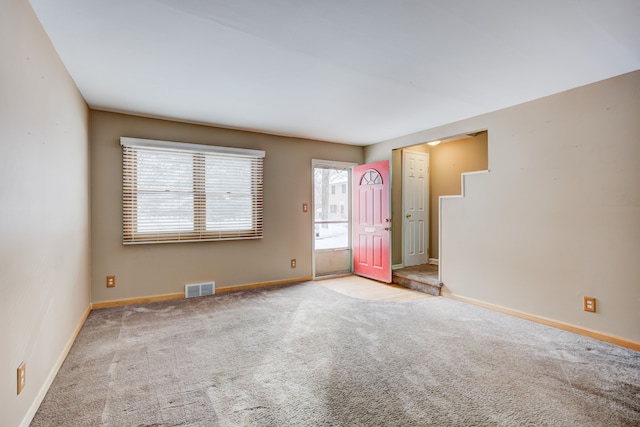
[302,203,308,213]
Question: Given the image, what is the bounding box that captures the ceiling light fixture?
[427,140,441,146]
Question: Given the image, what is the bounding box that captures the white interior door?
[402,150,429,267]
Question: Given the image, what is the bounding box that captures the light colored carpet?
[31,282,640,426]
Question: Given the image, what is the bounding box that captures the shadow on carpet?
[31,282,640,426]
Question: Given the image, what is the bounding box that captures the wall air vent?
[185,282,215,298]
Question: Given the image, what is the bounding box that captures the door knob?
[405,213,411,218]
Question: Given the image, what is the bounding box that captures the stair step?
[392,264,442,296]
[392,275,442,296]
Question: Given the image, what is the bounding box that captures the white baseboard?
[429,258,439,265]
[392,264,404,270]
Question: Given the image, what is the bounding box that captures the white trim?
[311,159,357,280]
[428,258,439,265]
[120,137,265,158]
[392,264,404,270]
[312,159,357,169]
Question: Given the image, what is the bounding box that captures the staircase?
[392,264,442,296]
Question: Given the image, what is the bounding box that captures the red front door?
[352,160,391,283]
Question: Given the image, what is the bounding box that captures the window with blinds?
[120,137,265,244]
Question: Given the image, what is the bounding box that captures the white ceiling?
[29,0,640,145]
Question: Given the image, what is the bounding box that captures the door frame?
[311,159,357,279]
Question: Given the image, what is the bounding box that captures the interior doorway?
[393,131,489,273]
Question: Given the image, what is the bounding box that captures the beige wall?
[0,1,91,425]
[366,70,640,343]
[428,133,488,259]
[90,111,363,302]
[390,149,404,265]
[390,135,487,264]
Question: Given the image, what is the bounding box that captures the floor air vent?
[185,282,215,298]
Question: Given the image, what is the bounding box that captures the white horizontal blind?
[121,138,264,244]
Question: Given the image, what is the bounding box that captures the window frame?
[312,159,355,252]
[120,137,265,244]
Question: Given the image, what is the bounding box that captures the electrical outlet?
[17,362,26,395]
[584,296,596,313]
[106,275,116,288]
[302,203,308,213]
[291,259,296,268]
